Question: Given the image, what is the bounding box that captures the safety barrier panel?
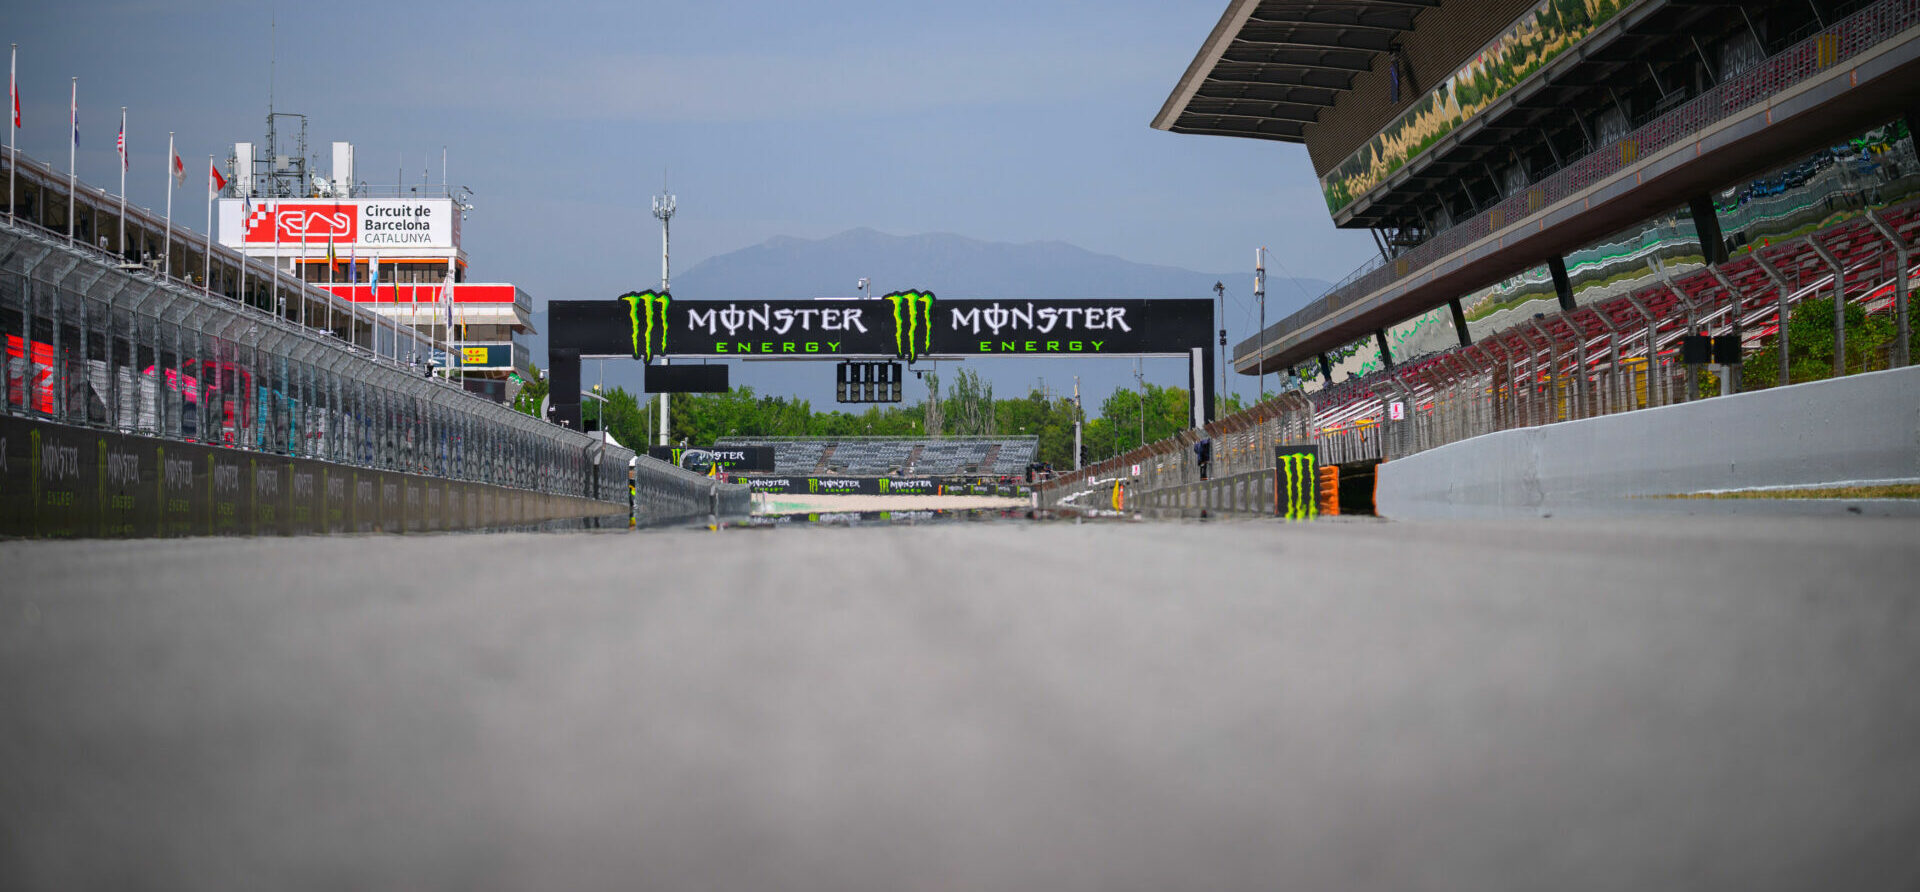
[1,414,627,537]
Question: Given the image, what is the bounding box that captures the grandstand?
[714,436,1040,477]
[1157,0,1920,383]
[1039,0,1920,505]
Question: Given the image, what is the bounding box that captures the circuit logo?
[621,290,671,362]
[242,203,356,243]
[885,290,935,362]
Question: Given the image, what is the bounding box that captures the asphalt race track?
[3,516,1918,890]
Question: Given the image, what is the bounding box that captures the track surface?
[4,516,1919,890]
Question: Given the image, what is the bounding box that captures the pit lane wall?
[1375,365,1920,519]
[1,415,631,537]
[636,456,753,526]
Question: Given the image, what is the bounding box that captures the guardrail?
[631,455,752,526]
[2,221,633,514]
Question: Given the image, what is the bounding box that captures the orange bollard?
[1318,464,1341,516]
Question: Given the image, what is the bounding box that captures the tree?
[922,371,945,437]
[512,362,549,417]
[1093,382,1192,456]
[993,388,1079,468]
[599,387,649,449]
[945,368,995,435]
[1741,296,1911,389]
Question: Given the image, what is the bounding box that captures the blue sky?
[9,0,1377,406]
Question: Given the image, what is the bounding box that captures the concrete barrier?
[0,414,634,538]
[1377,365,1920,519]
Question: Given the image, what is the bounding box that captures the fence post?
[1867,208,1909,370]
[1807,237,1846,378]
[1753,250,1795,387]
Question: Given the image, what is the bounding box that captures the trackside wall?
[1375,364,1920,519]
[1,414,631,537]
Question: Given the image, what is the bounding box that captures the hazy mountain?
[669,227,1325,306]
[529,229,1330,417]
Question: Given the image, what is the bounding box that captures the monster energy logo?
[1278,451,1318,521]
[885,290,935,361]
[621,290,671,362]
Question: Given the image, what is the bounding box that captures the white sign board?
[217,198,459,249]
[1389,401,1406,421]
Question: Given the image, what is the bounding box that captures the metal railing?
[3,149,449,372]
[1240,0,1920,366]
[2,221,632,503]
[1046,194,1917,506]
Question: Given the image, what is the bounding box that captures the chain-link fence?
[1043,192,1916,506]
[2,222,634,503]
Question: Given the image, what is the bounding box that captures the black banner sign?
[647,445,776,472]
[551,294,1212,360]
[740,475,1029,497]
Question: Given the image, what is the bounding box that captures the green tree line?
[513,364,1242,469]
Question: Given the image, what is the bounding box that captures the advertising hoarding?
[217,198,458,249]
[550,294,1212,361]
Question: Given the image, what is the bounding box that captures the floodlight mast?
[653,187,676,446]
[1255,247,1268,404]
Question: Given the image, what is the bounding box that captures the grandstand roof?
[1152,0,1430,146]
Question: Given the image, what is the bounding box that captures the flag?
[368,256,379,301]
[172,147,184,186]
[117,119,126,171]
[326,237,337,270]
[208,160,226,195]
[9,45,18,129]
[69,80,76,147]
[442,277,454,331]
[347,245,357,285]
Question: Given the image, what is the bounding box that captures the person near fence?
[1193,437,1212,481]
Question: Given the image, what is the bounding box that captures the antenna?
[268,1,276,116]
[652,182,676,292]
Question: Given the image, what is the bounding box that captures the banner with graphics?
[1274,444,1320,521]
[739,476,1030,497]
[1319,0,1626,216]
[647,445,775,472]
[216,198,458,248]
[550,294,1212,360]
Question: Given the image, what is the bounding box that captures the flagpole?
[237,212,247,307]
[117,108,126,259]
[325,235,334,339]
[67,77,75,244]
[202,156,213,296]
[271,202,281,322]
[8,44,17,227]
[414,281,426,372]
[162,131,174,275]
[347,244,359,355]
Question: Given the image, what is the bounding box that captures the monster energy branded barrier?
[551,295,1212,359]
[739,476,1030,497]
[647,446,775,473]
[1275,444,1320,521]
